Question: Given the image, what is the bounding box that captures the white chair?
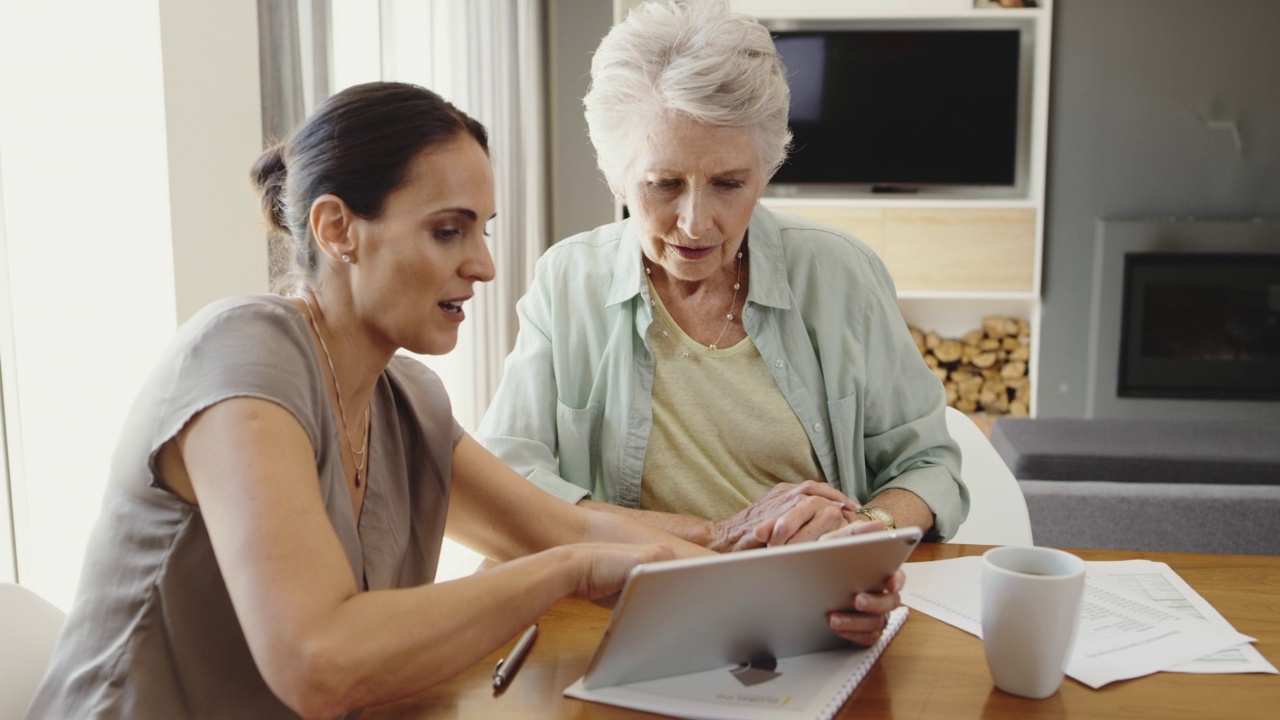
[944,407,1034,546]
[0,582,66,719]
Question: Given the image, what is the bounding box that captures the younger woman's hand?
[567,543,675,605]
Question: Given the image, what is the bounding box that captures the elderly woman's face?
[625,117,765,283]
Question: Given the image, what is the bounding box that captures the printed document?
[1084,559,1276,674]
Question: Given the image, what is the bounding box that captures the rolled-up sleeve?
[766,207,968,540]
[859,255,968,540]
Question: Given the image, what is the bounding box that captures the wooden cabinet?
[768,204,1038,293]
[884,208,1036,293]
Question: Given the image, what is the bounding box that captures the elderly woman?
[478,0,967,555]
[27,81,703,719]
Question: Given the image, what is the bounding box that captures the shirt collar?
[606,218,647,307]
[742,204,792,310]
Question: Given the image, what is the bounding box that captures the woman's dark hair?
[250,81,488,291]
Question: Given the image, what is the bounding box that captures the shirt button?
[774,359,784,368]
[662,330,669,337]
[814,422,824,433]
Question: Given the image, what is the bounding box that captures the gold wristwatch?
[856,506,896,530]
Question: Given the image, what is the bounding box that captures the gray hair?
[583,0,792,196]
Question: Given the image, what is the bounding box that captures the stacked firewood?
[908,316,1032,417]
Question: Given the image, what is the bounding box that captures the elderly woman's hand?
[827,564,905,646]
[819,519,905,646]
[707,481,858,552]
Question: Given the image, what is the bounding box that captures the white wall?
[0,0,265,607]
[159,0,268,323]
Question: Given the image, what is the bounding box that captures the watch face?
[860,508,895,529]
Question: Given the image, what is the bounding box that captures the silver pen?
[492,624,539,690]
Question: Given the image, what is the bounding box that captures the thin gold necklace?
[645,248,744,351]
[298,293,369,488]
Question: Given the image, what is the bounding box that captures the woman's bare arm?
[444,433,712,562]
[174,398,672,718]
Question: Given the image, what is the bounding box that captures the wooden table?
[368,544,1280,719]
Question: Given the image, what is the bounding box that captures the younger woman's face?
[349,134,497,355]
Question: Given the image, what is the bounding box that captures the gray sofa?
[990,418,1280,556]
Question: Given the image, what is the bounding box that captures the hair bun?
[250,144,290,235]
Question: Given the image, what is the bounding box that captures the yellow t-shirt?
[640,281,826,520]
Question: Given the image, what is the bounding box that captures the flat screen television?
[767,23,1030,197]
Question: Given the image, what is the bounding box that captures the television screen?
[771,28,1022,189]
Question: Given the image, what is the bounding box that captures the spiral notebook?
[565,606,908,720]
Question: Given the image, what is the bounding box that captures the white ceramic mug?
[981,546,1086,699]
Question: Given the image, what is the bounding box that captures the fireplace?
[1087,218,1280,420]
[1119,252,1280,400]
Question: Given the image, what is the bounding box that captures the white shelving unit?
[737,0,1054,416]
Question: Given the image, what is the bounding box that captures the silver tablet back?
[582,527,923,689]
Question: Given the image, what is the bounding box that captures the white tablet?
[581,526,924,689]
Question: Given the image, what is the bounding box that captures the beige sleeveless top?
[640,282,825,520]
[27,295,461,719]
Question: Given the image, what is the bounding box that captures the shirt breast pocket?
[554,400,604,488]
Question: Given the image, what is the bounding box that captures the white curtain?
[258,0,331,282]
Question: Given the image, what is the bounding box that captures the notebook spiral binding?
[817,606,910,720]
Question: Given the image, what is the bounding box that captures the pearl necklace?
[298,293,369,488]
[645,248,744,351]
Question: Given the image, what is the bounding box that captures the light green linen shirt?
[477,204,968,539]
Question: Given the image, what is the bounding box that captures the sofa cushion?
[991,418,1280,485]
[1019,480,1280,555]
